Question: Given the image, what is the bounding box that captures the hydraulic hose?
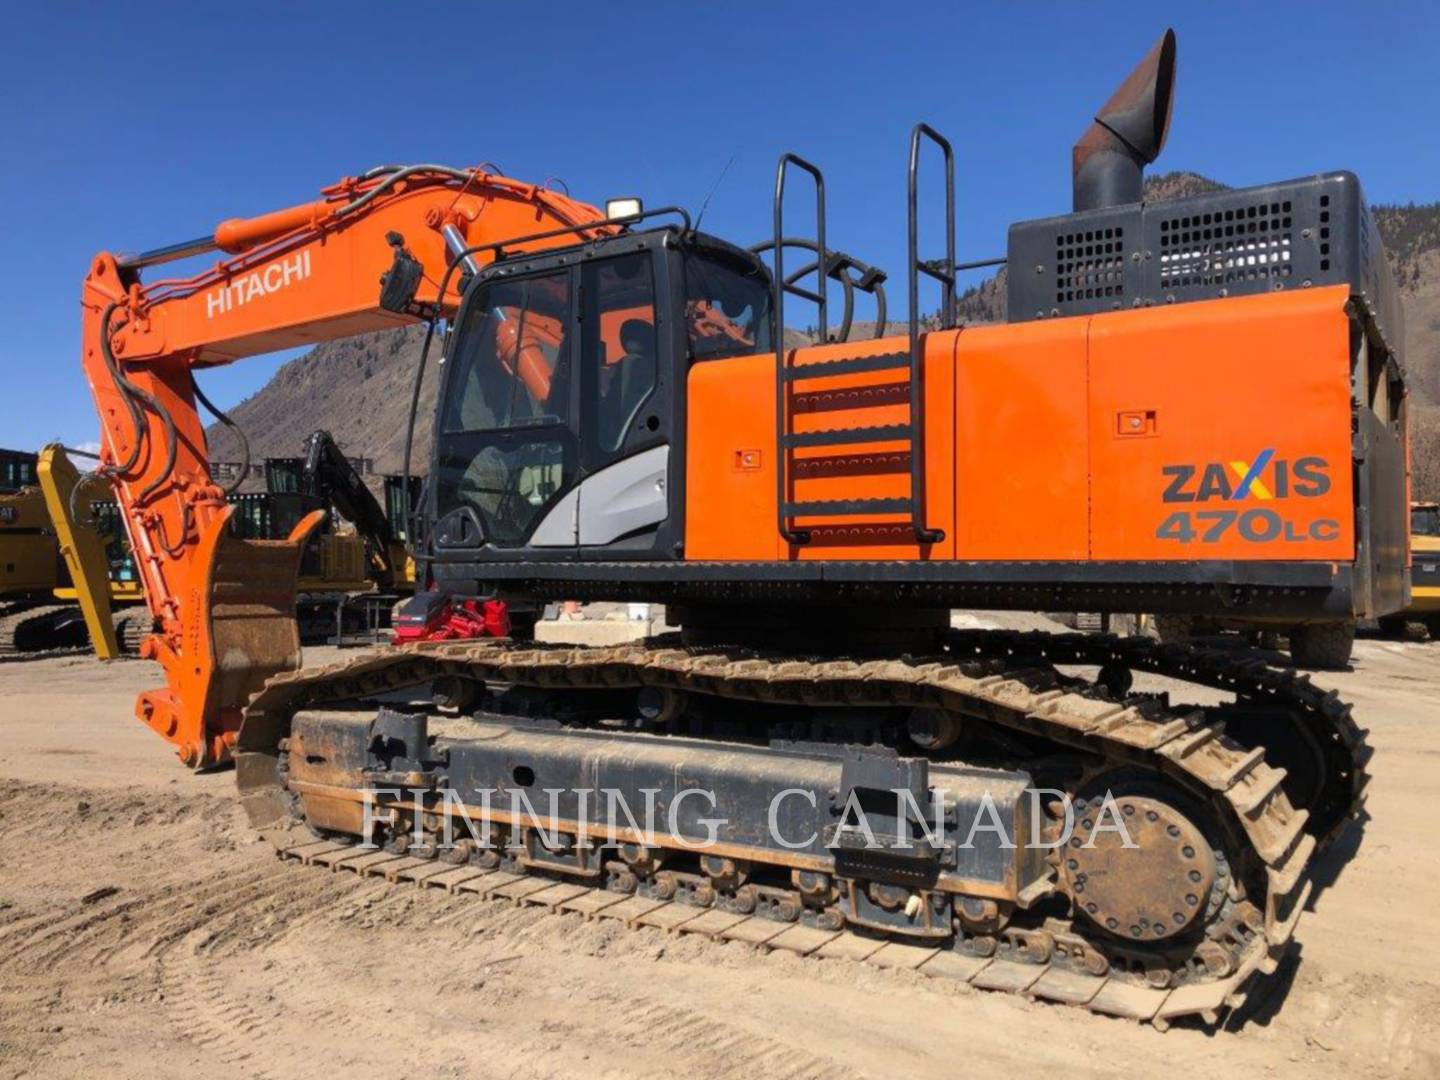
[401,317,440,561]
[75,302,146,525]
[96,302,146,479]
[131,382,178,504]
[93,299,180,504]
[193,378,250,496]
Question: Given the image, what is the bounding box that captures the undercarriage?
[0,599,90,658]
[0,598,155,660]
[237,628,1367,1027]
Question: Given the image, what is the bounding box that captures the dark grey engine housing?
[1006,171,1403,368]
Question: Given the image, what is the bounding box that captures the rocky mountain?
[205,323,440,486]
[207,173,1440,498]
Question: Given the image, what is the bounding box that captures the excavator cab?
[1,449,59,599]
[1393,501,1440,635]
[430,227,770,566]
[1,449,40,494]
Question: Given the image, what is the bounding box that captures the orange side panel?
[953,319,1091,559]
[1087,286,1354,561]
[687,287,1355,568]
[685,352,781,561]
[686,335,956,562]
[789,335,955,562]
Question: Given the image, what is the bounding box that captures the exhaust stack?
[1072,29,1177,211]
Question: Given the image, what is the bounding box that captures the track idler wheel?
[1063,783,1224,945]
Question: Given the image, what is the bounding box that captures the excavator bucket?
[137,506,325,769]
[209,513,323,712]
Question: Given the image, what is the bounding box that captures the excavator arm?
[80,166,606,766]
[300,430,397,587]
[36,445,126,660]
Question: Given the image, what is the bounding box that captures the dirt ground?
[1,632,1437,1079]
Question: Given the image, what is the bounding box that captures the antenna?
[694,155,735,232]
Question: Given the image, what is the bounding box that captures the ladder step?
[784,351,910,381]
[784,498,912,518]
[783,424,911,449]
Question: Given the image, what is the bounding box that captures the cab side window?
[592,254,658,452]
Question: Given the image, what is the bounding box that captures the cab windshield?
[1413,506,1440,537]
[442,271,572,434]
[684,252,772,361]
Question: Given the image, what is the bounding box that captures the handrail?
[905,123,954,545]
[749,237,889,343]
[771,153,828,545]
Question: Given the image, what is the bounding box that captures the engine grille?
[1006,172,1401,364]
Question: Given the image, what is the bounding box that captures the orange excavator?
[80,31,1397,1024]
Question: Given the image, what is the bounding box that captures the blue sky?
[3,0,1438,452]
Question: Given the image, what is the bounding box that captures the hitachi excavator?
[79,31,1399,1025]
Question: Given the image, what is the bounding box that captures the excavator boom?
[80,166,606,765]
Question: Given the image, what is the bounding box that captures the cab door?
[573,249,673,555]
[431,265,581,554]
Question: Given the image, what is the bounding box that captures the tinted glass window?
[435,269,577,547]
[444,271,572,433]
[439,438,569,546]
[684,254,772,361]
[1,454,37,493]
[593,253,658,451]
[1414,506,1440,537]
[265,459,303,494]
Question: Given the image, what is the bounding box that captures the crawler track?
[115,606,153,656]
[239,632,1369,1028]
[0,602,150,661]
[0,602,88,660]
[945,629,1371,844]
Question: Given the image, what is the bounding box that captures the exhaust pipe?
[1072,29,1177,211]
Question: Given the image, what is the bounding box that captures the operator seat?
[604,319,656,447]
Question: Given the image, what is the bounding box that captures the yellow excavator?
[0,445,146,658]
[32,432,420,660]
[1380,501,1440,638]
[234,431,416,641]
[41,434,417,656]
